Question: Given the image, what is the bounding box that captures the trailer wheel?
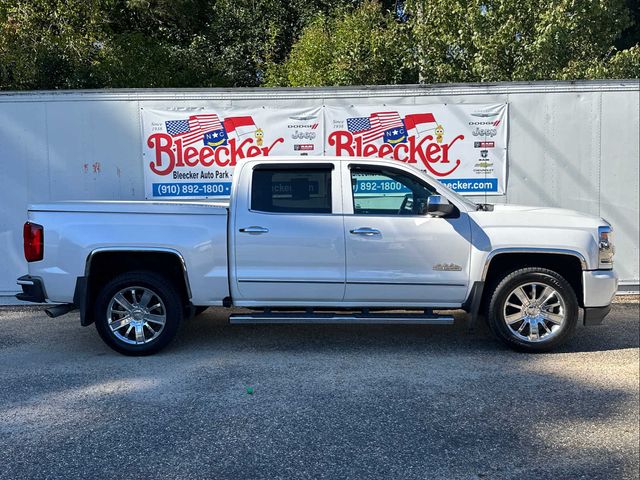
[94,271,183,355]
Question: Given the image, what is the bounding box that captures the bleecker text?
[147,133,284,176]
[327,131,463,177]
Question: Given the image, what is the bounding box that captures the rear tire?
[94,271,183,356]
[487,267,579,352]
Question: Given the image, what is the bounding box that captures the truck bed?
[26,200,230,306]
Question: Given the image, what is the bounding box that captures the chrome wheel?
[502,282,566,343]
[106,286,166,345]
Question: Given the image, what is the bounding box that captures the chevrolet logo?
[433,263,463,272]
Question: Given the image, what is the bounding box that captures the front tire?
[94,271,183,355]
[487,267,579,352]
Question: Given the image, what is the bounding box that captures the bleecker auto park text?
[172,171,230,179]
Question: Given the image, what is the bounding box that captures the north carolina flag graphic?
[203,128,228,148]
[383,125,407,144]
[403,113,437,136]
[223,116,257,139]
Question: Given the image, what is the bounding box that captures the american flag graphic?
[346,112,404,144]
[165,114,223,147]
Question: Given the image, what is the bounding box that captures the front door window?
[351,167,435,216]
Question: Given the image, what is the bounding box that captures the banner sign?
[324,104,507,195]
[142,107,324,198]
[141,103,507,198]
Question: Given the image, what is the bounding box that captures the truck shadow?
[174,303,639,355]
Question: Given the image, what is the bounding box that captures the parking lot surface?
[0,303,638,479]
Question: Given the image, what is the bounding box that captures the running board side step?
[229,312,455,325]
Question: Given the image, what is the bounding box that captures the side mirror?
[426,195,454,217]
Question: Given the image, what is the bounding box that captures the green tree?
[203,0,352,87]
[0,0,108,89]
[408,0,639,82]
[94,0,224,88]
[0,0,216,89]
[266,0,417,86]
[1,0,637,90]
[0,0,353,89]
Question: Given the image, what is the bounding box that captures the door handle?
[239,226,269,234]
[350,227,381,236]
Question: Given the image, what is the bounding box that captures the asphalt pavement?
[0,303,638,479]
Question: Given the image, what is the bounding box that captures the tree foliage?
[265,1,416,86]
[0,0,350,89]
[0,0,637,90]
[0,0,106,88]
[408,0,638,83]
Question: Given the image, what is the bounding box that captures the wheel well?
[482,253,584,308]
[81,251,191,325]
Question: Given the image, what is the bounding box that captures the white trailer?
[0,80,638,299]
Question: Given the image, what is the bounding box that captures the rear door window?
[251,166,333,214]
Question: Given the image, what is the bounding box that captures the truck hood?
[470,204,606,230]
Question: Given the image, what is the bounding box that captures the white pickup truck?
[17,156,618,355]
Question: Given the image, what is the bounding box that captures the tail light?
[23,222,44,262]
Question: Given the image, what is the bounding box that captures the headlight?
[598,225,614,269]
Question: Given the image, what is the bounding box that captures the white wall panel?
[599,90,640,288]
[0,103,48,293]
